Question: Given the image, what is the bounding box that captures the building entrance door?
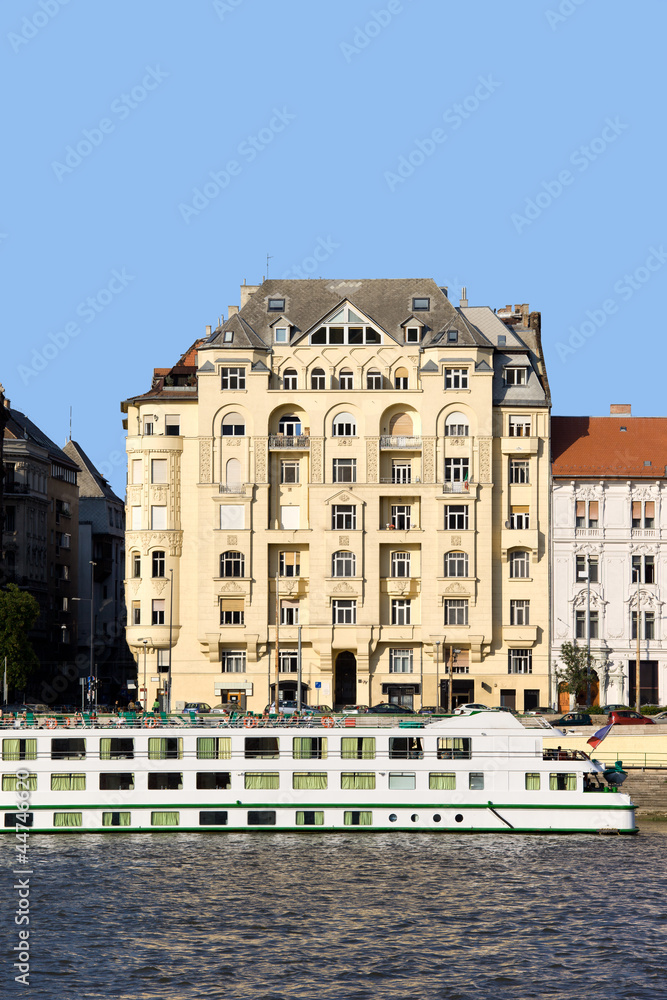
[334,652,357,707]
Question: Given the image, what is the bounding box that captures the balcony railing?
[269,435,310,449]
[575,528,601,538]
[632,528,657,539]
[219,484,245,494]
[442,481,471,494]
[380,436,422,449]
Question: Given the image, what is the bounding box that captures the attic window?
[620,426,627,432]
[498,335,506,346]
[274,327,288,344]
[644,461,652,467]
[412,297,430,311]
[268,298,285,312]
[405,327,420,343]
[447,330,458,344]
[223,331,234,343]
[504,367,527,386]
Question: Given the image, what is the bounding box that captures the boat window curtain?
[292,772,328,790]
[197,737,216,760]
[525,773,541,791]
[51,774,86,791]
[151,811,179,826]
[148,738,183,760]
[244,772,279,790]
[54,812,82,827]
[2,774,37,791]
[341,738,375,760]
[103,812,131,827]
[429,773,456,790]
[296,811,324,826]
[549,773,576,791]
[2,739,36,760]
[344,811,373,826]
[100,739,112,760]
[294,737,328,759]
[341,772,376,790]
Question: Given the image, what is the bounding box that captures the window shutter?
[576,501,585,518]
[588,501,598,519]
[632,501,641,520]
[389,411,412,435]
[220,599,244,612]
[645,501,655,519]
[511,505,529,514]
[282,551,298,568]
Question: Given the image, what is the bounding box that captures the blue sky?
[2,0,665,496]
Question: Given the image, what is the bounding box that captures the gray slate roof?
[4,409,78,469]
[62,440,123,503]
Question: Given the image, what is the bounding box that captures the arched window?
[339,370,353,390]
[222,412,245,436]
[220,551,244,577]
[311,368,325,390]
[367,370,382,390]
[278,414,302,436]
[509,550,530,578]
[332,551,356,577]
[389,412,413,435]
[332,412,356,437]
[394,367,409,390]
[225,458,241,487]
[283,369,297,390]
[444,551,468,577]
[391,551,410,578]
[445,411,469,437]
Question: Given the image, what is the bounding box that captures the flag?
[587,723,613,750]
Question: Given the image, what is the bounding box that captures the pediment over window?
[295,300,390,346]
[323,489,366,506]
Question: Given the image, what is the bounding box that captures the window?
[157,649,170,673]
[339,370,353,390]
[445,458,469,485]
[445,412,469,437]
[508,649,532,674]
[367,370,382,390]
[221,367,245,390]
[54,813,82,828]
[575,500,598,528]
[332,412,356,437]
[444,505,469,530]
[508,415,531,437]
[333,600,356,624]
[51,738,85,760]
[222,331,234,343]
[283,369,297,390]
[394,367,409,390]
[51,773,86,791]
[391,599,411,625]
[248,810,277,824]
[469,773,485,790]
[152,598,165,625]
[445,368,468,390]
[244,773,279,789]
[391,505,411,530]
[196,737,231,760]
[268,298,285,311]
[131,459,142,484]
[389,649,413,673]
[293,737,328,760]
[391,551,411,577]
[222,412,245,436]
[509,460,529,484]
[278,414,302,436]
[99,773,134,790]
[279,650,298,672]
[244,737,279,759]
[332,551,355,577]
[2,773,37,792]
[389,772,416,789]
[576,610,599,639]
[143,419,154,435]
[293,773,328,790]
[280,601,299,626]
[446,329,458,343]
[220,599,244,625]
[504,367,527,385]
[132,553,141,578]
[279,551,300,577]
[131,506,141,531]
[444,551,468,577]
[220,505,244,530]
[220,551,244,577]
[332,505,356,530]
[197,773,231,789]
[279,506,300,529]
[444,599,468,625]
[632,500,655,529]
[510,506,530,529]
[549,773,577,791]
[333,458,356,483]
[632,611,654,641]
[344,810,373,826]
[132,601,140,625]
[165,415,180,436]
[151,506,167,530]
[509,550,530,578]
[2,739,37,761]
[150,811,179,826]
[510,600,530,626]
[405,327,420,343]
[220,650,246,673]
[280,460,299,484]
[525,773,541,791]
[632,555,655,584]
[412,297,430,311]
[296,810,324,826]
[152,550,165,578]
[576,556,598,583]
[199,811,229,825]
[311,368,325,390]
[429,772,456,790]
[274,327,288,344]
[392,461,411,484]
[100,738,134,760]
[341,772,376,789]
[437,737,471,760]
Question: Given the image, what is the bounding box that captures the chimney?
[610,404,631,415]
[240,283,260,308]
[440,286,448,298]
[459,286,468,307]
[205,325,211,336]
[228,305,239,317]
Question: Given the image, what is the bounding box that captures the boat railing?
[542,748,590,762]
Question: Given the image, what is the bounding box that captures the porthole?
[389,813,397,823]
[433,814,441,823]
[455,813,463,823]
[411,813,419,822]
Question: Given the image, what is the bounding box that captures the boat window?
[196,772,231,790]
[341,772,376,790]
[296,810,324,826]
[388,737,423,760]
[2,739,37,761]
[51,738,86,760]
[148,737,182,760]
[5,813,34,828]
[389,772,416,790]
[247,810,276,825]
[197,737,232,760]
[341,737,375,760]
[344,811,372,826]
[293,736,328,759]
[244,773,279,789]
[429,773,456,790]
[549,773,577,791]
[151,812,179,826]
[51,773,86,791]
[100,773,134,790]
[436,737,471,760]
[54,812,82,828]
[245,737,279,759]
[103,812,131,827]
[525,773,541,791]
[2,774,36,791]
[100,738,134,760]
[293,773,328,790]
[469,772,484,790]
[147,773,183,790]
[199,811,229,826]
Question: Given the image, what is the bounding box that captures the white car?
[453,702,490,715]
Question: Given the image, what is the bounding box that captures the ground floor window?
[344,811,372,826]
[248,810,276,825]
[54,812,82,827]
[296,810,324,826]
[199,811,228,825]
[151,811,179,826]
[103,812,131,827]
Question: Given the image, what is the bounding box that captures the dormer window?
[447,330,458,343]
[412,297,430,311]
[504,367,528,386]
[498,334,506,346]
[268,298,285,311]
[223,331,234,343]
[274,327,288,344]
[405,327,420,343]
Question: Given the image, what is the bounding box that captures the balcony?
[500,436,539,456]
[269,436,310,449]
[574,528,601,539]
[631,528,657,539]
[380,436,422,449]
[442,481,472,495]
[219,484,246,494]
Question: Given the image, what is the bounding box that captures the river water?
[2,825,665,999]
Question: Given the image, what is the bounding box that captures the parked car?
[453,703,489,715]
[652,711,667,723]
[308,705,334,714]
[550,712,593,727]
[490,706,518,715]
[210,704,232,715]
[367,703,414,715]
[181,702,211,715]
[417,706,442,715]
[341,704,369,714]
[608,710,655,726]
[601,704,628,714]
[263,701,314,716]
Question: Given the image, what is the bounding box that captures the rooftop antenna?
[69,406,72,441]
[266,253,273,279]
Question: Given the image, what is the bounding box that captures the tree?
[557,641,592,703]
[0,584,40,697]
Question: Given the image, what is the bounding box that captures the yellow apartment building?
[122,279,551,712]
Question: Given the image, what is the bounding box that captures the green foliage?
[0,584,40,695]
[557,641,593,698]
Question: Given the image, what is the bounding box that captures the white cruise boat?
[1,711,636,834]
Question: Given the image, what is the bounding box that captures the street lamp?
[577,556,591,706]
[137,638,150,712]
[73,559,96,712]
[435,641,440,711]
